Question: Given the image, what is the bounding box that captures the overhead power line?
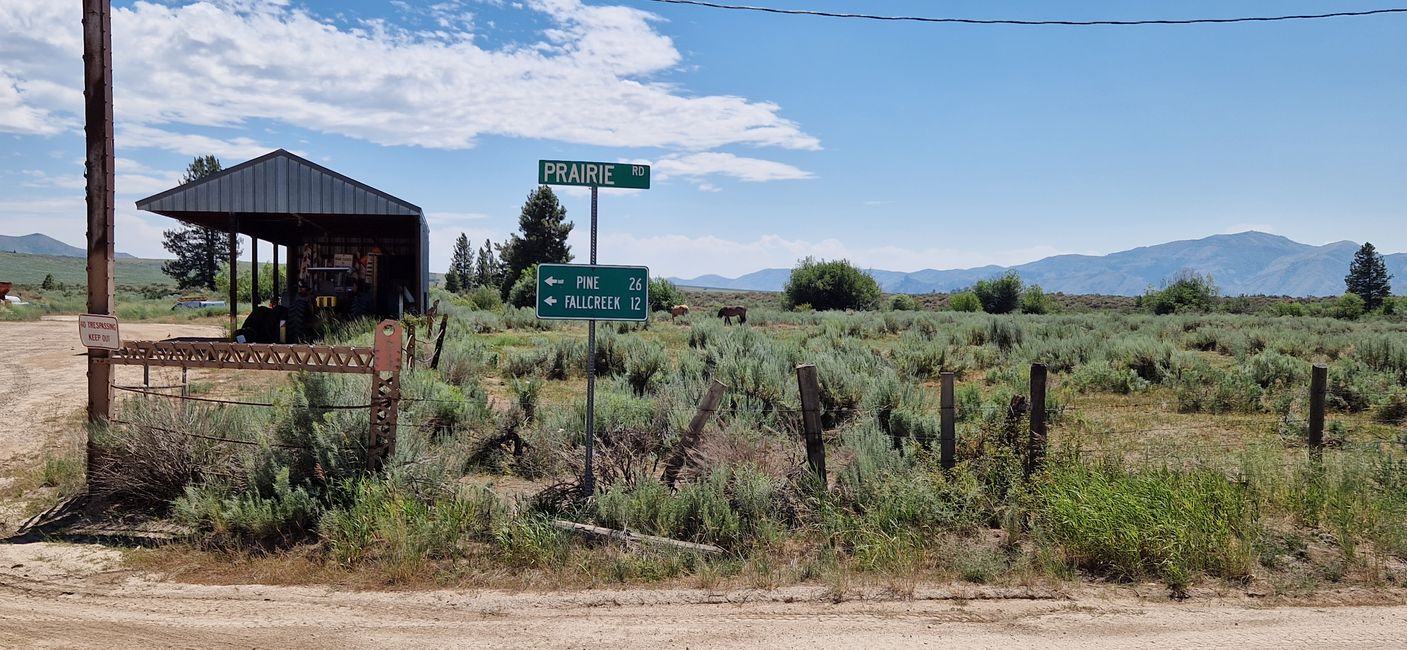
[645,1,1407,26]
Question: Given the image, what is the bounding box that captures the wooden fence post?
[796,364,827,489]
[404,322,417,370]
[1309,364,1327,461]
[1026,363,1048,476]
[661,379,728,488]
[429,314,449,370]
[940,371,956,470]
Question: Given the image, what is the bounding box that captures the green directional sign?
[536,264,650,322]
[539,160,650,190]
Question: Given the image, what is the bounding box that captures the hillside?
[0,252,171,287]
[672,232,1407,297]
[0,233,136,259]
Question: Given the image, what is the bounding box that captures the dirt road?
[0,542,1405,649]
[0,317,224,530]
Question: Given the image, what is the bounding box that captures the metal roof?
[137,149,422,217]
[135,149,427,247]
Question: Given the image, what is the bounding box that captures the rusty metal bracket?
[100,341,378,373]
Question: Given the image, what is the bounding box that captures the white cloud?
[19,169,85,190]
[0,72,71,136]
[571,231,1069,279]
[653,152,812,185]
[117,125,273,161]
[0,0,818,153]
[117,171,187,197]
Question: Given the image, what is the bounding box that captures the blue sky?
[2,0,1404,278]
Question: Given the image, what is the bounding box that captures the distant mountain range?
[670,232,1407,297]
[0,233,136,259]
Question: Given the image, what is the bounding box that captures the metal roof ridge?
[134,148,423,214]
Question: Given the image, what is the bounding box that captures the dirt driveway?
[0,317,224,530]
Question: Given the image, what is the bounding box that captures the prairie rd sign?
[78,314,121,350]
[538,160,650,190]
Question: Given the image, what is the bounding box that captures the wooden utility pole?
[83,0,115,441]
[795,364,827,489]
[940,371,956,470]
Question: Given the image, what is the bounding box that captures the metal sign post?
[537,160,651,497]
[586,186,598,496]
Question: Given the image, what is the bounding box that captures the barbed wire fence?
[104,328,1406,490]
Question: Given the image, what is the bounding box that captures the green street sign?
[539,160,650,190]
[536,264,650,322]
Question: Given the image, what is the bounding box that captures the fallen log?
[551,520,723,555]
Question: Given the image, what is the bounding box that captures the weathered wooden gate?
[94,320,404,469]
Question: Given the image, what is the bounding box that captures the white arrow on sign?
[545,276,563,286]
[544,296,558,306]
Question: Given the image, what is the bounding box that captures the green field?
[72,289,1407,595]
[0,251,172,287]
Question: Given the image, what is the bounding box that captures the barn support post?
[83,0,116,455]
[369,320,404,471]
[272,243,280,303]
[228,217,239,338]
[251,236,259,307]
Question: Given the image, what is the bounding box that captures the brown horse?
[717,305,747,325]
[670,304,690,319]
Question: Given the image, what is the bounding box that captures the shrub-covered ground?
[91,290,1407,597]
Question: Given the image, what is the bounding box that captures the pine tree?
[1345,242,1393,310]
[40,273,56,290]
[161,156,239,290]
[498,186,573,299]
[473,238,503,289]
[446,233,474,293]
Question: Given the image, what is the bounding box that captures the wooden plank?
[551,520,723,555]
